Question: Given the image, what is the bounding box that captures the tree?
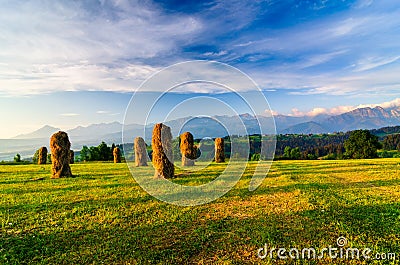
[344,130,381,159]
[283,146,292,159]
[32,149,39,164]
[97,141,110,161]
[80,146,90,162]
[89,146,100,161]
[14,153,21,162]
[282,146,301,159]
[290,147,301,159]
[110,143,116,160]
[382,134,400,151]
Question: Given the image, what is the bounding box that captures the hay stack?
[180,132,196,166]
[50,131,72,178]
[152,123,174,178]
[134,137,148,167]
[215,137,225,163]
[113,147,121,163]
[38,146,47,165]
[69,150,74,164]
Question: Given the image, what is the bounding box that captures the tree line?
[73,130,394,162]
[16,129,396,164]
[79,142,121,162]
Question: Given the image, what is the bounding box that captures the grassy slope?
[0,160,399,264]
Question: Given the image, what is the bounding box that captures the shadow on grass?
[1,202,399,264]
[2,175,400,216]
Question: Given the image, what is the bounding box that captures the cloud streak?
[60,113,80,117]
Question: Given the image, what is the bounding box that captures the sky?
[1,0,400,138]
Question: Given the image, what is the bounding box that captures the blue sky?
[1,0,400,138]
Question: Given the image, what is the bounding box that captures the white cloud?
[96,110,110,114]
[60,113,80,117]
[269,110,279,116]
[357,98,400,109]
[203,50,228,57]
[0,0,399,99]
[329,17,368,36]
[0,1,202,63]
[0,62,161,95]
[354,0,374,9]
[353,55,400,72]
[96,110,120,116]
[285,106,353,117]
[298,50,348,69]
[282,97,400,117]
[0,1,201,95]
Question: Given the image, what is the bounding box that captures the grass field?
[1,159,400,264]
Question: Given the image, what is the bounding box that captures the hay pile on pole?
[38,146,47,165]
[113,147,121,163]
[215,137,225,163]
[50,131,72,178]
[134,137,148,167]
[69,150,74,164]
[180,132,196,166]
[152,123,174,178]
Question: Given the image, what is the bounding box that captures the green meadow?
[1,159,399,264]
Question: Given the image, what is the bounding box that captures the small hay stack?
[50,131,72,178]
[215,137,225,163]
[113,147,121,163]
[69,150,74,164]
[180,132,196,166]
[152,123,174,178]
[38,146,47,165]
[134,137,148,167]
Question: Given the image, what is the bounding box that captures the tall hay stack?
[69,150,74,164]
[215,137,225,163]
[38,146,47,165]
[134,137,148,167]
[152,123,174,178]
[113,147,121,163]
[50,131,72,178]
[180,132,196,166]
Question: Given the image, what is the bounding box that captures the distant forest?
[72,125,400,162]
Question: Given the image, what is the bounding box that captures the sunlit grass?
[1,159,399,264]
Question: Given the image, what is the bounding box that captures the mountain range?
[280,106,400,134]
[2,105,400,161]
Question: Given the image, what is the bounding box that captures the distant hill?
[9,106,400,142]
[282,106,400,134]
[4,104,400,161]
[282,121,329,134]
[13,125,61,139]
[321,106,400,132]
[68,122,124,138]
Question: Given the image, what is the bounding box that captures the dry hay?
[152,123,174,178]
[180,131,196,166]
[113,147,121,163]
[134,137,148,167]
[38,146,47,165]
[69,150,74,164]
[215,137,225,163]
[50,131,72,178]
